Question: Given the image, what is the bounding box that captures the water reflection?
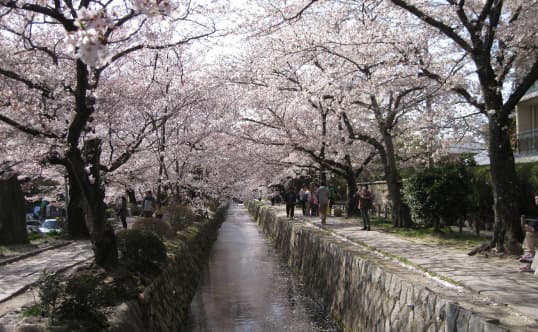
[188,204,340,332]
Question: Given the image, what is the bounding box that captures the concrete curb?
[0,240,74,267]
[0,256,92,305]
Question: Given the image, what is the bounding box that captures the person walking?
[299,185,306,215]
[357,185,373,231]
[316,182,330,224]
[142,190,156,218]
[117,196,128,229]
[303,186,311,216]
[310,183,318,217]
[329,185,336,216]
[285,186,297,219]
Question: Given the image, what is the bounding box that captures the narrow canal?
[188,204,340,332]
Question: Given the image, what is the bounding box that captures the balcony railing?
[517,129,538,155]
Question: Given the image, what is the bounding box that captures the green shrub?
[38,270,62,316]
[128,202,141,216]
[162,204,196,232]
[132,217,174,239]
[517,162,538,216]
[116,229,167,274]
[207,200,220,212]
[466,166,494,232]
[105,207,116,219]
[22,305,41,318]
[38,270,112,329]
[58,272,110,324]
[404,157,469,231]
[464,162,538,231]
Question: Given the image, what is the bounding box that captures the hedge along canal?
[107,205,227,332]
[245,201,513,332]
[188,203,340,331]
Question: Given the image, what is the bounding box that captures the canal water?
[188,204,340,332]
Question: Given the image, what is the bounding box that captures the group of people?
[284,182,331,224]
[284,182,374,229]
[115,190,162,229]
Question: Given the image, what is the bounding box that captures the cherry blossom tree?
[221,29,380,215]
[237,0,455,224]
[0,0,218,267]
[264,0,537,253]
[386,0,538,253]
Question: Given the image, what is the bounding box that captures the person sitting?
[519,192,538,272]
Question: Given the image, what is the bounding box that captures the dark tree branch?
[0,67,53,97]
[390,0,472,53]
[284,0,319,21]
[504,60,538,113]
[2,1,75,31]
[0,113,59,139]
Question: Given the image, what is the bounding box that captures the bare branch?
[0,113,59,139]
[390,0,472,53]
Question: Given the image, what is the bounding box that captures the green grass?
[370,216,489,250]
[0,246,15,256]
[21,305,41,317]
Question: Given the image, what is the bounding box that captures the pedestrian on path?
[519,192,538,272]
[310,183,318,217]
[316,182,330,224]
[299,185,307,215]
[285,186,297,219]
[357,185,373,231]
[117,196,128,229]
[142,190,156,218]
[303,186,311,216]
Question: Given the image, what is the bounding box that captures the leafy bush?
[38,270,113,329]
[22,305,41,318]
[466,166,494,232]
[116,229,167,274]
[162,204,196,232]
[105,207,116,219]
[132,217,174,239]
[206,199,220,212]
[38,270,62,317]
[516,162,538,216]
[128,202,141,216]
[463,162,538,231]
[58,272,111,323]
[404,158,469,231]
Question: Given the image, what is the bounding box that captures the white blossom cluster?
[66,8,113,67]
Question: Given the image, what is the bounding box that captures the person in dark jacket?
[117,196,128,229]
[285,186,297,220]
[357,185,373,231]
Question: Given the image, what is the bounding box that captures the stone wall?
[108,208,226,332]
[246,201,510,332]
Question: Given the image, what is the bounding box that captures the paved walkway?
[0,241,93,303]
[271,205,538,325]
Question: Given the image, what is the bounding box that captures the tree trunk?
[381,135,412,227]
[0,173,28,245]
[66,139,118,268]
[66,172,89,238]
[126,188,137,204]
[345,172,358,218]
[488,115,523,254]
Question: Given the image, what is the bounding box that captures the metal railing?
[517,129,538,155]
